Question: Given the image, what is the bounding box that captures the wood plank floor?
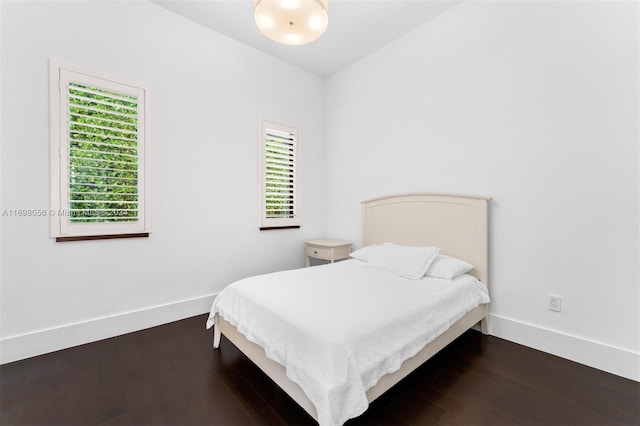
[1,314,638,425]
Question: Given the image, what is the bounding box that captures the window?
[50,61,150,241]
[258,120,300,229]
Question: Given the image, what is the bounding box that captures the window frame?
[49,60,151,241]
[258,119,301,230]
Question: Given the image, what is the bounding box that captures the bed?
[207,193,491,425]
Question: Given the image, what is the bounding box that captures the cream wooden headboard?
[362,193,490,287]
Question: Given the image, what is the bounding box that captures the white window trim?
[49,59,151,239]
[258,119,301,229]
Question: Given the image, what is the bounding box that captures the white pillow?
[366,243,439,279]
[426,255,473,280]
[349,245,382,262]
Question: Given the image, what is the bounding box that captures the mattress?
[207,259,490,426]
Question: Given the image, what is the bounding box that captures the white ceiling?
[151,0,461,77]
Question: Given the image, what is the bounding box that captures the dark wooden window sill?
[56,233,149,242]
[259,226,300,231]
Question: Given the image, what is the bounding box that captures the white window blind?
[67,82,139,223]
[50,61,150,240]
[259,121,300,229]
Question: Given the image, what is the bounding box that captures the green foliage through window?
[264,129,295,219]
[67,83,139,223]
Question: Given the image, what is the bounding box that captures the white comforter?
[206,259,490,426]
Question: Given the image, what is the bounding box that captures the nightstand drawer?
[306,246,333,260]
[305,239,352,267]
[304,240,351,266]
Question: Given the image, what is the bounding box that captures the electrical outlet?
[548,295,562,312]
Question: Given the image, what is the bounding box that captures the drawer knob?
[313,250,318,254]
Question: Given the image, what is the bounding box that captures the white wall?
[0,0,325,363]
[2,0,638,382]
[325,1,639,380]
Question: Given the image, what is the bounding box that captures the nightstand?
[305,239,352,267]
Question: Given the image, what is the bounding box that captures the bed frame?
[213,193,490,422]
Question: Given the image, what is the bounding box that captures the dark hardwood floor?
[1,314,638,426]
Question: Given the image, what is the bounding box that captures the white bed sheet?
[206,259,490,426]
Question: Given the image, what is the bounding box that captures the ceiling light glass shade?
[255,0,328,46]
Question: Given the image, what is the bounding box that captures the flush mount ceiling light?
[254,0,328,46]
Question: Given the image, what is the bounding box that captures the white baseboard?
[0,293,217,365]
[3,302,637,383]
[490,314,640,382]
